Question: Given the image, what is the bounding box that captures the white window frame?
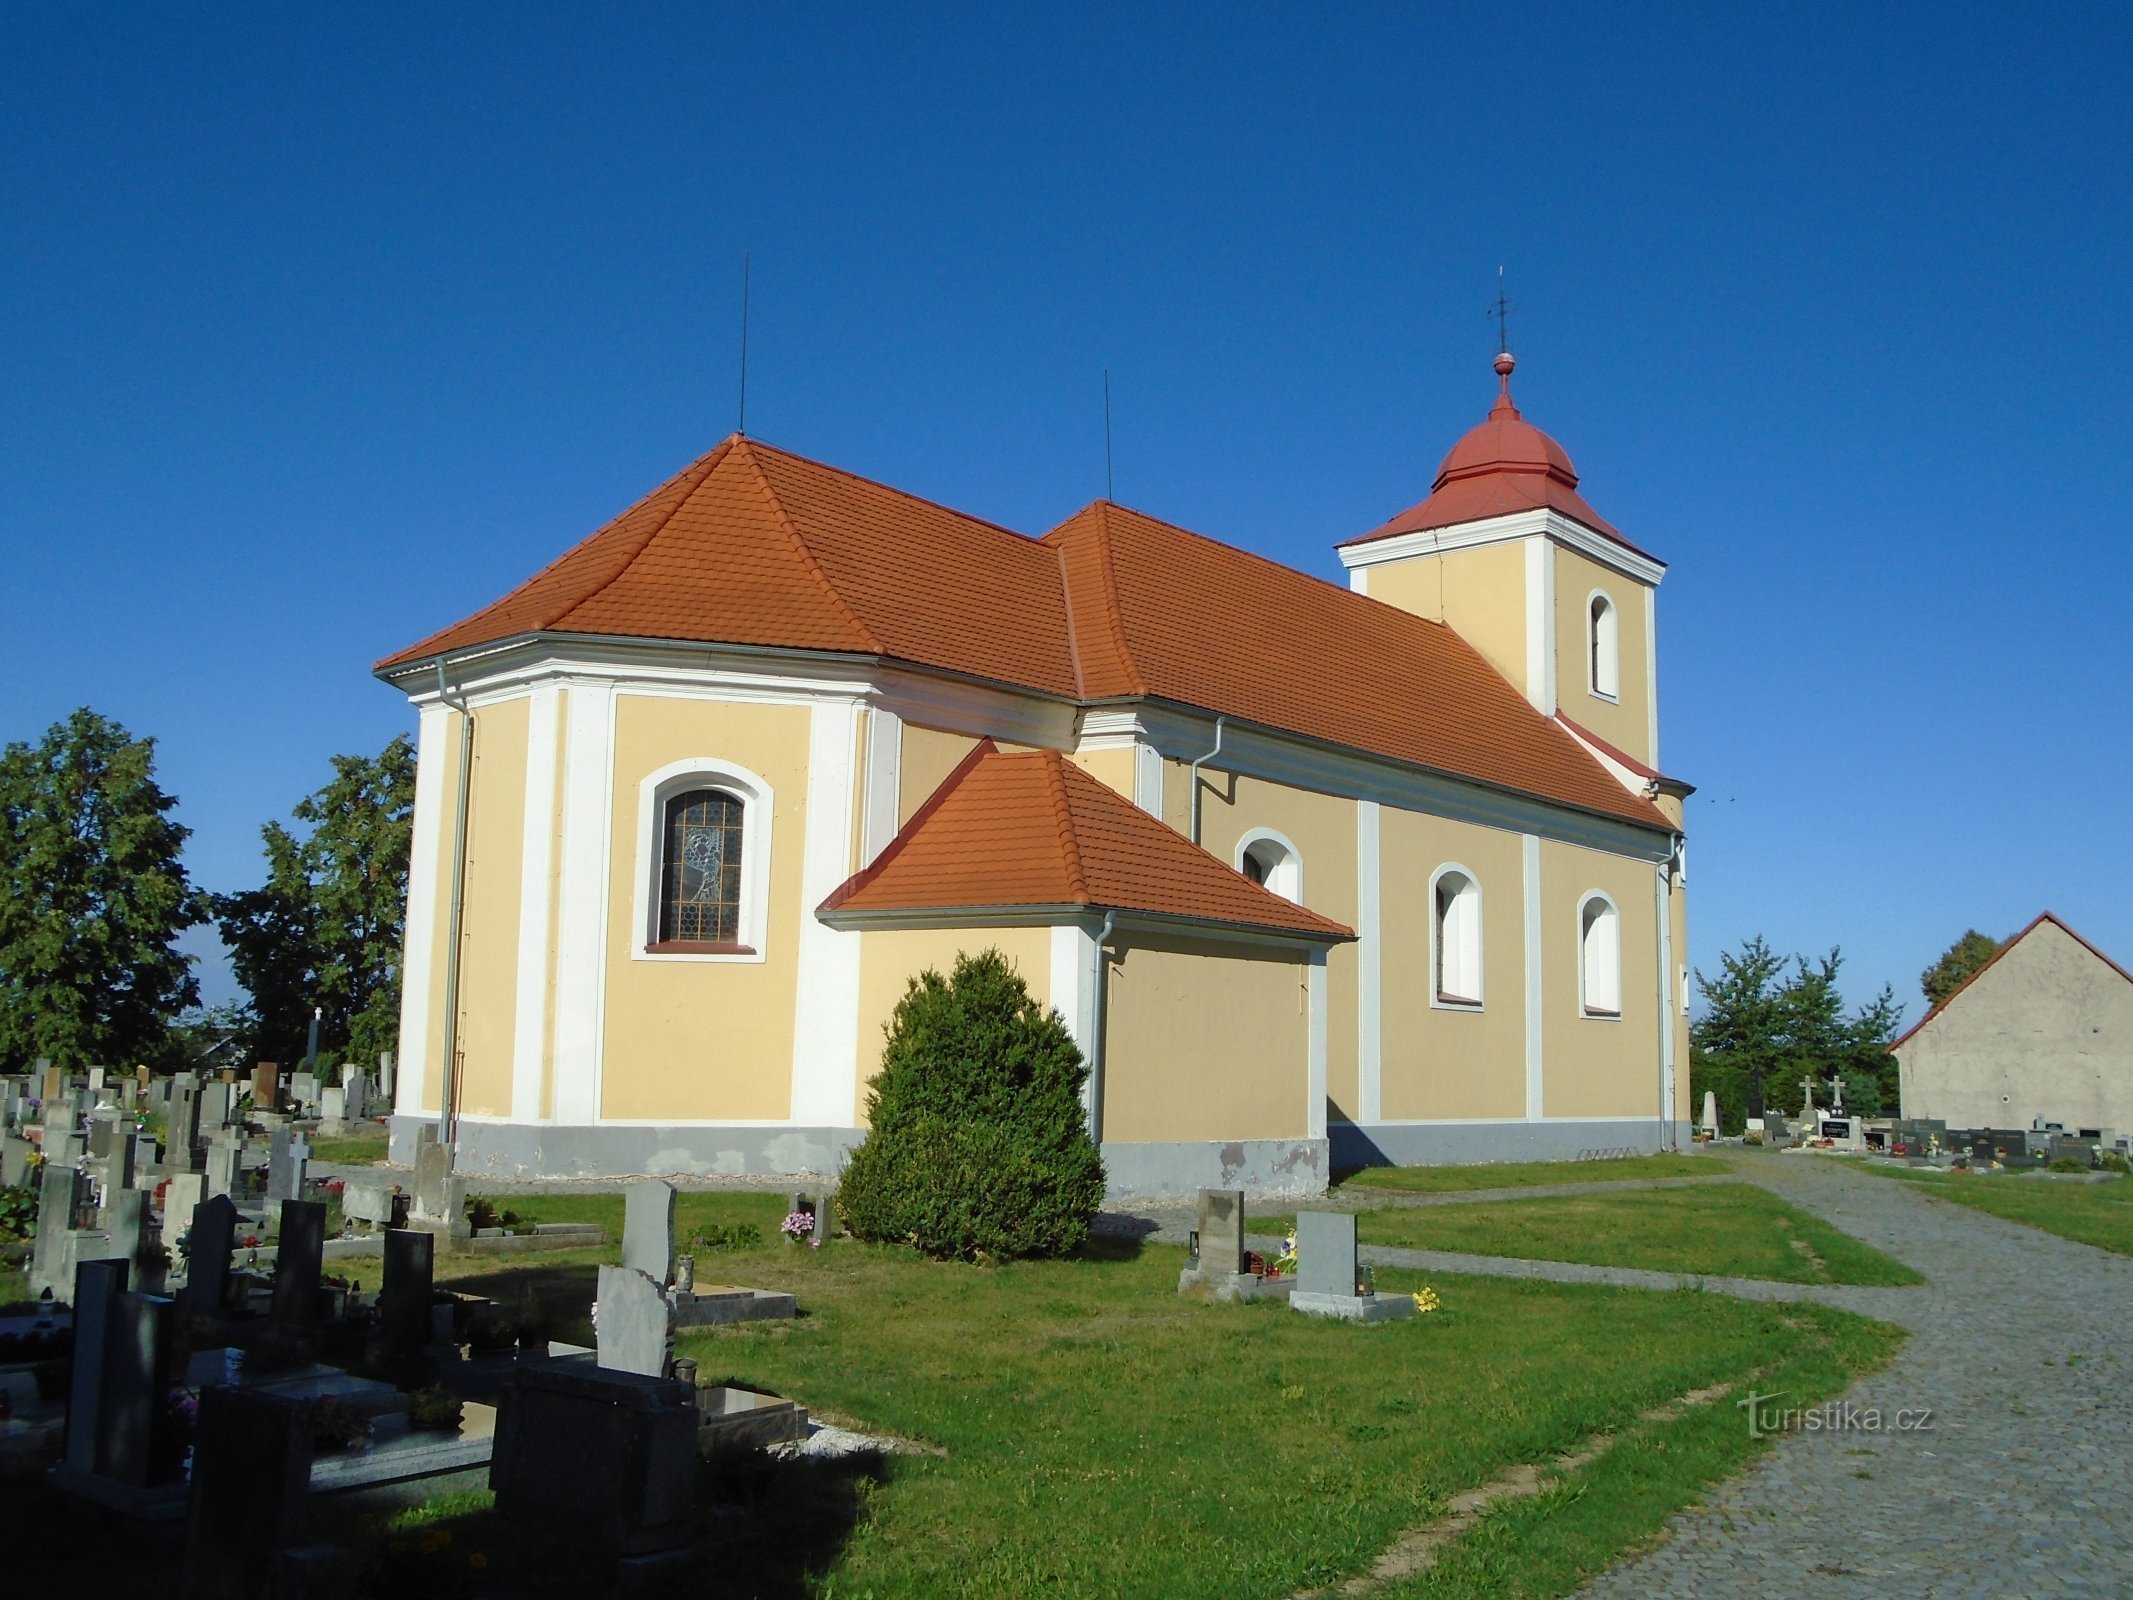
[631,756,775,965]
[1234,828,1304,905]
[1429,864,1484,1010]
[1578,890,1622,1019]
[1588,589,1620,702]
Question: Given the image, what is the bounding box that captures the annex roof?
[821,741,1353,942]
[1044,501,1673,831]
[1887,912,2133,1052]
[1341,353,1657,562]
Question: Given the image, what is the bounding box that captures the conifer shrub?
[838,949,1106,1260]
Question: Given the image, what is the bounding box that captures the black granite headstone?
[181,1387,313,1600]
[182,1194,238,1315]
[270,1198,327,1326]
[62,1257,131,1473]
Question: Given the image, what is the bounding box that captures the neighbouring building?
[1892,913,2133,1135]
[376,351,1693,1194]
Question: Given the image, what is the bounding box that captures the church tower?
[1337,353,1667,772]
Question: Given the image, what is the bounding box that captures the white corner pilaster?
[1524,535,1556,715]
[1356,800,1382,1123]
[510,685,560,1122]
[551,682,615,1126]
[790,700,865,1127]
[1644,591,1660,765]
[1307,947,1329,1140]
[1523,831,1544,1119]
[1133,740,1164,816]
[1050,920,1100,1123]
[395,703,449,1119]
[861,704,903,865]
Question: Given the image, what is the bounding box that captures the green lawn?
[309,1123,393,1165]
[1268,1183,1922,1287]
[1866,1165,2133,1256]
[14,1192,1906,1598]
[1339,1153,1731,1196]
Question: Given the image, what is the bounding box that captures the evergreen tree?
[1920,929,2001,1010]
[839,948,1106,1259]
[0,708,205,1070]
[1687,935,1787,1124]
[1689,937,1903,1132]
[217,736,414,1067]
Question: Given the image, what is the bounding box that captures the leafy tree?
[1689,938,1903,1133]
[0,708,205,1071]
[217,736,414,1068]
[1920,929,2000,1010]
[839,948,1106,1259]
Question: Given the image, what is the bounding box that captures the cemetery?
[4,1052,1909,1597]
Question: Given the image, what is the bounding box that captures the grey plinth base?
[670,1286,796,1328]
[1177,1266,1295,1304]
[48,1463,187,1521]
[1289,1291,1416,1323]
[697,1387,807,1452]
[307,1409,496,1492]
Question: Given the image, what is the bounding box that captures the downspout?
[1658,831,1685,1149]
[435,661,476,1156]
[1086,909,1118,1146]
[1187,715,1227,845]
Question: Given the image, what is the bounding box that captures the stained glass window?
[658,788,745,945]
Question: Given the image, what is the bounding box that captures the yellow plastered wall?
[598,696,813,1121]
[451,696,529,1118]
[1103,934,1310,1142]
[1188,769,1361,1122]
[1362,539,1531,696]
[1541,838,1662,1119]
[1067,744,1136,801]
[898,724,979,824]
[853,925,1056,1126]
[1555,545,1652,764]
[1377,808,1529,1121]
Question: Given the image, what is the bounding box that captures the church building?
[376,353,1692,1193]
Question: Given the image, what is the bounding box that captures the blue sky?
[5,5,2128,1022]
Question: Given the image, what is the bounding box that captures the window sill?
[643,941,757,957]
[1580,1007,1623,1021]
[1431,995,1484,1013]
[1588,690,1620,705]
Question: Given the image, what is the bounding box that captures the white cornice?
[1338,508,1667,589]
[817,903,1345,950]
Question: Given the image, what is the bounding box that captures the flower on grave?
[1411,1286,1441,1315]
[809,1235,822,1250]
[780,1210,815,1241]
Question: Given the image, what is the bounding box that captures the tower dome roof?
[1343,352,1651,558]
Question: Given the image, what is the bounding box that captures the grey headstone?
[199,1081,232,1132]
[87,1112,122,1161]
[204,1136,241,1201]
[0,1133,29,1187]
[622,1179,676,1286]
[270,1199,327,1327]
[182,1387,314,1599]
[341,1072,369,1118]
[318,1087,345,1123]
[63,1256,132,1473]
[813,1189,835,1245]
[162,1171,204,1229]
[87,1066,107,1092]
[32,1162,87,1287]
[1195,1190,1248,1275]
[45,1130,85,1168]
[377,1050,395,1104]
[168,1076,202,1158]
[595,1264,671,1377]
[182,1194,238,1316]
[413,1133,452,1220]
[374,1228,435,1372]
[342,1178,396,1227]
[1295,1211,1359,1299]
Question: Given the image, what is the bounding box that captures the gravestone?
[168,1076,202,1163]
[182,1194,238,1316]
[288,1070,318,1115]
[266,1129,310,1203]
[118,1077,138,1111]
[204,1136,241,1201]
[622,1179,677,1286]
[372,1228,435,1375]
[813,1188,835,1245]
[32,1162,88,1291]
[88,1112,122,1161]
[410,1127,466,1237]
[1699,1089,1719,1134]
[270,1199,327,1327]
[1,1133,29,1187]
[1289,1210,1413,1322]
[317,1086,347,1133]
[377,1050,395,1105]
[1196,1190,1248,1275]
[181,1387,314,1600]
[251,1062,279,1113]
[342,1177,397,1229]
[492,1361,699,1557]
[97,1291,175,1486]
[105,1190,159,1292]
[42,1061,63,1101]
[63,1257,133,1474]
[198,1081,233,1133]
[44,1129,85,1169]
[342,1071,369,1118]
[162,1172,204,1230]
[595,1264,672,1377]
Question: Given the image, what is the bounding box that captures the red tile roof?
[822,741,1353,941]
[1887,912,2133,1052]
[1044,502,1671,830]
[379,431,1672,833]
[1341,355,1658,562]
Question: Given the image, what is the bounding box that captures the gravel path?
[1568,1151,2133,1599]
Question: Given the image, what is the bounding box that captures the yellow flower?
[1411,1287,1441,1314]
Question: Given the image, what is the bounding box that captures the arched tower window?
[1236,830,1303,904]
[1589,592,1620,700]
[1579,893,1621,1017]
[659,788,746,945]
[1432,867,1483,1006]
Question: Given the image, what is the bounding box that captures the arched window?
[1236,830,1303,904]
[1579,893,1621,1017]
[1589,592,1620,700]
[1432,867,1483,1006]
[633,757,774,962]
[659,788,745,945]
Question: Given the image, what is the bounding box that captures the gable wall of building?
[1896,922,2133,1130]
